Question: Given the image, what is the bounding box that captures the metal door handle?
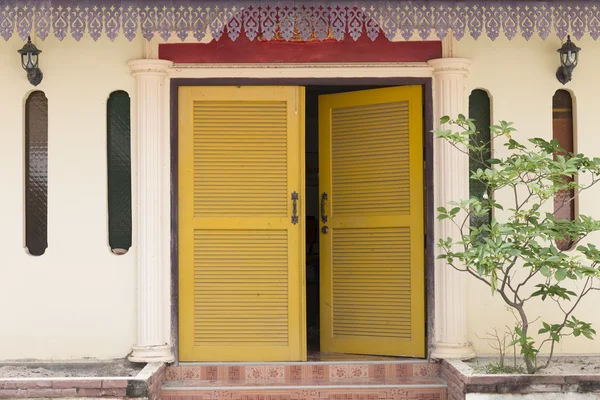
[320,192,328,223]
[292,192,299,225]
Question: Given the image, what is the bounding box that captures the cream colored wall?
[0,35,142,360]
[456,35,600,355]
[3,29,598,360]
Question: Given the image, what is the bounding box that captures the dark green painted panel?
[107,91,132,254]
[468,89,491,229]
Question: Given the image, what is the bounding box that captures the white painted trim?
[441,34,457,58]
[167,62,433,79]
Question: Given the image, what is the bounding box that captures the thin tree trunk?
[515,305,536,374]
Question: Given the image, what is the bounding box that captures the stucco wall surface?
[0,35,142,360]
[467,395,599,400]
[456,35,600,355]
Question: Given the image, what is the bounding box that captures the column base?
[129,344,174,363]
[431,341,476,360]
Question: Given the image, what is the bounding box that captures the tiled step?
[162,361,447,399]
[165,361,441,382]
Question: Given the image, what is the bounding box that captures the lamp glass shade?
[569,51,578,67]
[558,36,581,69]
[21,53,38,70]
[560,50,577,68]
[18,37,41,71]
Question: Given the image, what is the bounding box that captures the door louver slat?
[193,101,287,218]
[332,102,410,217]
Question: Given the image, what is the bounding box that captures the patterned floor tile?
[170,360,439,382]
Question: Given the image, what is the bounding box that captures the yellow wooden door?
[319,86,425,357]
[178,86,306,362]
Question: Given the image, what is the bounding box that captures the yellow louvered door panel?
[178,86,306,362]
[319,86,425,357]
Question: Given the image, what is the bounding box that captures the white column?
[128,59,175,363]
[428,58,476,360]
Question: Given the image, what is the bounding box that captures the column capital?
[128,59,173,76]
[428,58,472,75]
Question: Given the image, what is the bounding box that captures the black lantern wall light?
[18,36,43,86]
[556,35,581,85]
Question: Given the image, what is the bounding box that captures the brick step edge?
[0,362,166,399]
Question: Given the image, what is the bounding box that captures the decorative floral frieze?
[1,1,598,43]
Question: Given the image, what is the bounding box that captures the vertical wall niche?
[468,89,492,228]
[552,89,575,251]
[25,91,48,256]
[107,90,132,255]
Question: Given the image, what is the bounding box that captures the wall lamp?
[556,35,581,85]
[18,36,43,86]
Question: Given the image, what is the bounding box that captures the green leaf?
[440,116,450,125]
[555,269,568,281]
[540,265,552,277]
[515,327,524,337]
[543,322,551,330]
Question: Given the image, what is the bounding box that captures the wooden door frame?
[170,77,434,364]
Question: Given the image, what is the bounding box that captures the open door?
[319,86,425,357]
[179,86,306,361]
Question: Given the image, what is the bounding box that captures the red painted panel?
[159,35,441,64]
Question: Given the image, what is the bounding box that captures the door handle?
[320,192,328,223]
[291,192,299,225]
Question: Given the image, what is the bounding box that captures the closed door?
[319,86,425,357]
[178,86,306,361]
